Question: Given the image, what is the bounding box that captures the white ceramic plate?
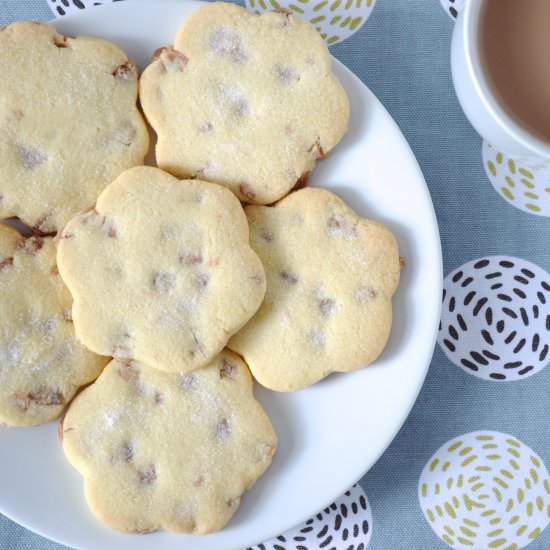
[0,2,442,549]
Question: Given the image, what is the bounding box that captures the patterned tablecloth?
[2,0,550,549]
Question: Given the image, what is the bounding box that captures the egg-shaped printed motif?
[483,142,550,216]
[249,484,372,549]
[439,256,550,381]
[419,431,550,549]
[440,0,466,19]
[48,0,115,17]
[245,0,376,45]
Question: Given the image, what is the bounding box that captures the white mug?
[451,0,550,162]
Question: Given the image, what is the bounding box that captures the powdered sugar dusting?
[275,64,300,84]
[157,296,199,328]
[105,121,137,148]
[152,271,176,295]
[178,502,194,521]
[308,329,326,348]
[3,338,23,367]
[18,145,47,169]
[345,222,360,241]
[327,212,346,236]
[160,224,180,241]
[103,409,122,430]
[209,28,248,64]
[214,83,250,119]
[215,417,232,441]
[0,315,75,378]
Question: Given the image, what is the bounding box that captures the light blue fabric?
[0,0,52,23]
[349,4,550,549]
[2,1,550,549]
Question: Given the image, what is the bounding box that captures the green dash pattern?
[419,431,550,549]
[245,0,376,44]
[482,141,550,216]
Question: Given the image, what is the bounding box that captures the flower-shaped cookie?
[229,187,401,391]
[57,166,266,373]
[0,225,108,426]
[0,22,149,232]
[140,3,349,204]
[61,351,277,533]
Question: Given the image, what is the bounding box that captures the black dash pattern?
[442,0,467,18]
[439,257,550,381]
[50,0,122,16]
[248,485,371,550]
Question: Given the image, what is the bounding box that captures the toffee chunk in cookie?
[61,351,277,533]
[140,3,349,205]
[57,166,266,373]
[0,22,149,232]
[229,187,400,391]
[0,225,108,426]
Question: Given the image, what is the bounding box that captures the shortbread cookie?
[0,225,108,426]
[57,166,266,373]
[229,188,400,391]
[61,351,277,534]
[0,22,149,232]
[140,2,349,204]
